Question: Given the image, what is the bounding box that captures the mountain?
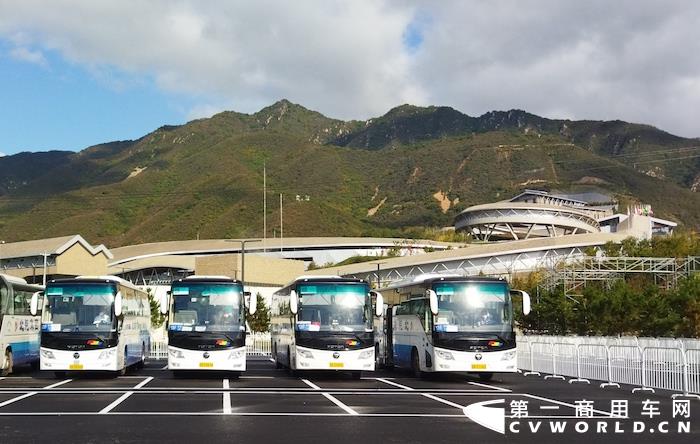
[1,100,699,246]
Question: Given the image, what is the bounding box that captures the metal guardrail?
[149,332,272,360]
[518,335,700,398]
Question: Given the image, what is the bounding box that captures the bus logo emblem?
[475,353,483,361]
[73,353,80,360]
[203,352,210,359]
[332,352,340,359]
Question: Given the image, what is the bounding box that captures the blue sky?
[0,44,192,155]
[0,1,699,157]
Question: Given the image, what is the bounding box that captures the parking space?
[0,358,698,443]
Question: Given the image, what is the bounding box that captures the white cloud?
[9,46,47,67]
[0,1,698,137]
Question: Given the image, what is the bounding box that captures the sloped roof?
[0,235,113,260]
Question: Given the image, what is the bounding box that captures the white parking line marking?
[240,376,274,379]
[223,379,232,414]
[468,381,511,392]
[375,378,466,410]
[160,365,168,370]
[301,379,358,416]
[99,377,153,414]
[0,379,72,409]
[374,378,414,390]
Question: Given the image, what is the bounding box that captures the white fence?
[518,334,700,397]
[149,332,272,359]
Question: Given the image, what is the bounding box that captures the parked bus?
[33,276,150,377]
[378,274,530,381]
[160,276,255,376]
[271,276,383,378]
[0,274,43,376]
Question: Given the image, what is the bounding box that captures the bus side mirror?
[427,289,439,316]
[510,290,531,316]
[245,291,257,315]
[114,291,123,317]
[290,290,298,315]
[371,291,384,317]
[30,292,40,316]
[159,292,170,316]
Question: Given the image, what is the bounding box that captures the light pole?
[375,262,386,289]
[225,239,261,284]
[0,240,5,272]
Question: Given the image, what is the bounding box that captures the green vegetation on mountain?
[1,100,699,246]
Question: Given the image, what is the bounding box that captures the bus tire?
[30,359,40,371]
[229,371,240,380]
[54,371,67,378]
[136,343,146,370]
[115,348,127,377]
[411,349,424,379]
[478,372,494,382]
[351,371,362,380]
[1,349,12,377]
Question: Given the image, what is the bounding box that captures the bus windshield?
[169,283,244,332]
[42,283,116,333]
[432,282,512,333]
[297,283,371,333]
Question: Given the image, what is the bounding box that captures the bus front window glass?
[43,284,116,333]
[297,284,371,332]
[170,284,243,332]
[432,283,511,333]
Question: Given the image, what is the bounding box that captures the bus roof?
[175,275,242,285]
[382,274,506,291]
[282,275,367,289]
[50,275,143,292]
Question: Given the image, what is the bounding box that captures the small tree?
[247,293,271,333]
[147,288,166,329]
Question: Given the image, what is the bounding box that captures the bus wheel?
[136,343,146,370]
[1,349,12,377]
[30,359,40,371]
[229,371,240,380]
[351,371,362,380]
[54,371,67,378]
[478,372,494,382]
[411,349,424,379]
[116,348,127,377]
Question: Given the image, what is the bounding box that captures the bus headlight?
[41,350,55,359]
[169,349,184,359]
[358,349,374,360]
[501,350,517,361]
[297,349,314,359]
[98,348,117,360]
[228,349,245,360]
[435,350,455,361]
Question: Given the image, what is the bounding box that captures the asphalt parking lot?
[0,358,698,443]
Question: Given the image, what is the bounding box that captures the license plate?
[471,363,487,370]
[329,362,344,368]
[69,363,83,370]
[199,362,214,368]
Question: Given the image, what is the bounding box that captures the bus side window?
[14,290,32,315]
[0,281,10,315]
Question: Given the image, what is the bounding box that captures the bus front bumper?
[295,345,375,371]
[168,345,246,371]
[40,347,120,371]
[431,347,517,373]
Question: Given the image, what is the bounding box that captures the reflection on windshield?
[297,283,370,332]
[42,284,116,333]
[433,282,511,332]
[170,284,243,332]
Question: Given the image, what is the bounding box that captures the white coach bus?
[1,274,43,376]
[34,276,151,377]
[271,276,383,378]
[161,276,255,376]
[378,275,530,381]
